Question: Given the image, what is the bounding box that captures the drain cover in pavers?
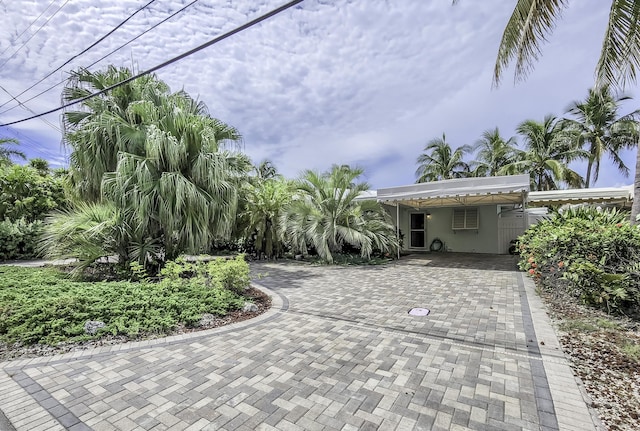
[408,307,430,316]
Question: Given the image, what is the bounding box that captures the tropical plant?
[0,137,25,165]
[562,85,639,187]
[55,66,247,271]
[467,0,640,220]
[28,158,50,175]
[238,177,291,259]
[281,165,397,263]
[470,127,522,177]
[415,134,470,182]
[0,164,66,222]
[62,66,172,200]
[254,159,280,180]
[501,115,586,190]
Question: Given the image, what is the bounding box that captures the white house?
[366,175,633,256]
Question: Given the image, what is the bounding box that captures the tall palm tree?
[562,85,640,187]
[281,165,397,263]
[254,159,280,180]
[471,128,522,177]
[101,90,245,264]
[502,115,587,191]
[0,137,26,165]
[415,134,470,182]
[62,66,170,200]
[469,0,640,219]
[54,66,246,270]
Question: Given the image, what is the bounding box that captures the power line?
[0,0,200,116]
[0,0,72,71]
[0,0,59,60]
[0,0,306,127]
[0,0,158,112]
[0,84,61,132]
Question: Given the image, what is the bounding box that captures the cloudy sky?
[0,0,636,189]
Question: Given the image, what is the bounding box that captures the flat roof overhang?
[377,174,530,208]
[528,186,633,207]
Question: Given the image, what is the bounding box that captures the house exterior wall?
[386,204,502,254]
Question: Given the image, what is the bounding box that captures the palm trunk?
[631,145,640,225]
[585,159,593,189]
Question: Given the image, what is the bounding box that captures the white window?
[452,208,479,230]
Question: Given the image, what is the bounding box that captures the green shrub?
[0,219,42,260]
[0,256,252,346]
[518,208,640,315]
[0,164,65,222]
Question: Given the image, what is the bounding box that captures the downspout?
[396,201,400,260]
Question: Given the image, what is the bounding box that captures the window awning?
[376,175,530,208]
[528,186,633,207]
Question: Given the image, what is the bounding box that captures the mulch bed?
[0,286,271,362]
[540,289,640,431]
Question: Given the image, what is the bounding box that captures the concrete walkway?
[0,254,601,430]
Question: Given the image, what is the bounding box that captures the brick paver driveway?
[0,254,600,430]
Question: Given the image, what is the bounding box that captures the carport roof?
[376,174,530,207]
[528,185,633,207]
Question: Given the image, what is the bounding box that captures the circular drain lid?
[408,307,430,316]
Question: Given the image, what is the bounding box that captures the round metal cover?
[408,308,430,316]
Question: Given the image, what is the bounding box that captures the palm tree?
[101,89,245,265]
[62,66,170,200]
[54,66,246,270]
[415,134,470,182]
[239,177,291,259]
[562,85,640,187]
[470,128,522,177]
[254,159,280,180]
[281,165,397,263]
[474,0,640,220]
[0,137,26,165]
[502,115,587,191]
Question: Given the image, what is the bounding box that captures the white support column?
[396,202,400,260]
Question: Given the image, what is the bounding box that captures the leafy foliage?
[0,137,26,165]
[282,165,397,263]
[53,66,248,271]
[0,256,250,346]
[519,207,640,315]
[0,164,66,222]
[0,219,43,260]
[415,134,470,182]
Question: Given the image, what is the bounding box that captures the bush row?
[518,208,640,316]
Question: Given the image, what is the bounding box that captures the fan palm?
[281,165,397,263]
[101,90,245,264]
[239,177,291,258]
[0,137,26,165]
[562,85,639,187]
[502,116,587,191]
[471,128,523,177]
[415,134,470,182]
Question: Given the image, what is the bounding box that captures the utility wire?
[0,0,305,127]
[0,0,199,115]
[0,0,158,112]
[0,85,61,132]
[0,0,58,59]
[0,0,72,70]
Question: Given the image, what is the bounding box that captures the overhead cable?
[0,0,199,115]
[0,0,305,127]
[0,0,159,112]
[0,0,72,70]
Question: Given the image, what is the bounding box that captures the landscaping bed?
[0,257,271,361]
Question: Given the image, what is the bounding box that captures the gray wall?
[385,204,501,254]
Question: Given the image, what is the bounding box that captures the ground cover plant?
[0,256,252,348]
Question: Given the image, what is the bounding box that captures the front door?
[410,213,426,248]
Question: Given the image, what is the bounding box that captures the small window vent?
[452,208,479,230]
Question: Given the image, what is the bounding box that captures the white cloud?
[0,0,635,189]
